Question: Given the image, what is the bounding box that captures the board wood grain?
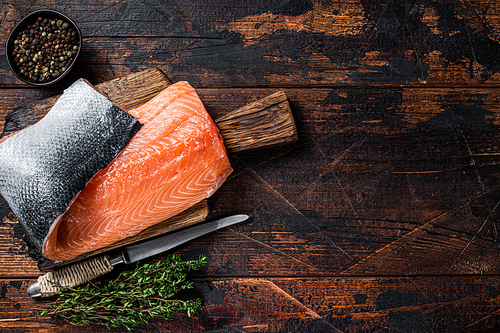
[1,87,500,277]
[1,0,500,329]
[0,1,499,88]
[1,276,499,332]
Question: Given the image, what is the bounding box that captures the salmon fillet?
[43,81,233,261]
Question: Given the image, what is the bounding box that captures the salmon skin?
[43,81,233,261]
[0,79,141,251]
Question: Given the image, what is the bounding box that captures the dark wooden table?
[1,1,500,332]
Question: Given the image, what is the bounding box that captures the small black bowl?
[5,9,82,86]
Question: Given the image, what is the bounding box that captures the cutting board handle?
[215,91,298,153]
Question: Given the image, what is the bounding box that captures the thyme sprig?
[37,254,206,331]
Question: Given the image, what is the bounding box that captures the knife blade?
[27,214,249,297]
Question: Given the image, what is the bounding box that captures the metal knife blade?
[27,214,249,297]
[111,214,249,265]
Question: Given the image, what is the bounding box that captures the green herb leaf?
[38,255,207,331]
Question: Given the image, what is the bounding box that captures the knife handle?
[36,255,114,297]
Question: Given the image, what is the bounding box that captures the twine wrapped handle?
[37,255,114,296]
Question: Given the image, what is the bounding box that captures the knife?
[27,214,249,297]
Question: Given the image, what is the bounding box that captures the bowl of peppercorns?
[5,10,82,86]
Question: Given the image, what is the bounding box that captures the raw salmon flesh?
[42,81,233,261]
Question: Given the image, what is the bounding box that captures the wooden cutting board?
[2,68,297,271]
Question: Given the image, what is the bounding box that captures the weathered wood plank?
[197,86,500,277]
[0,1,500,87]
[1,87,500,277]
[1,276,499,332]
[1,0,498,330]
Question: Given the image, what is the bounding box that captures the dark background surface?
[1,0,500,332]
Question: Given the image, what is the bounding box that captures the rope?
[38,255,113,296]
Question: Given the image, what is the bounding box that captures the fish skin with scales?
[0,78,141,250]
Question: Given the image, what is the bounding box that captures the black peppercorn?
[11,15,79,83]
